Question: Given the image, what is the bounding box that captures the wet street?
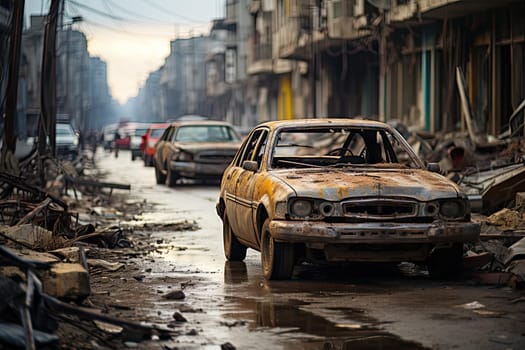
[97,150,525,350]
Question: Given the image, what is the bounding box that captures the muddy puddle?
[221,296,428,350]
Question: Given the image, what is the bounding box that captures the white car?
[56,123,79,160]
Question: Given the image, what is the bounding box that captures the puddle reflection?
[226,296,428,350]
[224,261,249,284]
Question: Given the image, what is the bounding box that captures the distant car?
[103,123,118,151]
[114,125,130,150]
[141,123,169,166]
[153,120,241,186]
[216,118,481,280]
[129,123,150,161]
[174,115,208,121]
[56,122,79,160]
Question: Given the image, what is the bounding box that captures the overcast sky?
[24,0,225,103]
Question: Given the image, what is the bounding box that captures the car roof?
[168,120,234,127]
[256,118,392,130]
[148,122,170,129]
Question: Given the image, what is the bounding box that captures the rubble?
[486,208,524,231]
[0,151,182,349]
[42,262,90,300]
[391,78,525,289]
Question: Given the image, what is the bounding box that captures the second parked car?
[153,120,241,186]
[141,123,169,166]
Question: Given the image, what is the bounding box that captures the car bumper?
[269,220,480,244]
[170,161,228,179]
[269,220,480,262]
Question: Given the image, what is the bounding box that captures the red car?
[141,123,169,166]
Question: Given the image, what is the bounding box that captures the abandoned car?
[153,120,241,186]
[216,119,480,280]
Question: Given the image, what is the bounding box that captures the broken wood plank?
[16,198,52,225]
[65,176,130,190]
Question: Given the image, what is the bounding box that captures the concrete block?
[43,263,90,301]
[1,224,54,247]
[49,247,81,263]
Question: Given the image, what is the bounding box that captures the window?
[151,128,166,138]
[174,125,240,142]
[236,129,264,167]
[270,126,420,169]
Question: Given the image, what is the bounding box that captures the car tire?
[427,243,464,280]
[223,215,247,261]
[261,218,295,280]
[166,166,179,187]
[155,164,166,184]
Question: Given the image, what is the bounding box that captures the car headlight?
[290,199,313,217]
[439,200,466,219]
[423,202,439,217]
[319,202,335,216]
[175,151,193,162]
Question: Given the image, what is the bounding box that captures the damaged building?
[238,0,525,135]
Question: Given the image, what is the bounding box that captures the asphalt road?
[97,149,525,350]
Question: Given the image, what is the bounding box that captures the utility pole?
[38,0,60,164]
[2,0,25,156]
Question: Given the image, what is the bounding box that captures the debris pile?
[390,71,525,288]
[0,153,179,349]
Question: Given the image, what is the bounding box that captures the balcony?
[276,16,317,60]
[247,35,273,75]
[224,0,238,28]
[388,0,418,23]
[418,0,515,19]
[327,0,370,39]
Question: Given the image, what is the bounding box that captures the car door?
[154,126,172,172]
[223,129,264,246]
[232,129,269,247]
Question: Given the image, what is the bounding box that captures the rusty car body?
[153,120,241,186]
[216,119,480,280]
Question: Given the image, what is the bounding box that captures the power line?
[79,17,191,38]
[65,1,206,38]
[104,0,206,25]
[67,0,205,27]
[67,0,127,21]
[141,0,201,23]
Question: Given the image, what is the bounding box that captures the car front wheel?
[427,243,464,280]
[155,163,166,184]
[166,166,179,187]
[261,219,295,280]
[223,215,247,261]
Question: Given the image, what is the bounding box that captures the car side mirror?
[426,162,441,173]
[242,160,258,172]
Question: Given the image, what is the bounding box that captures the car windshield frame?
[133,128,148,136]
[267,124,424,170]
[173,124,240,143]
[150,128,166,138]
[56,124,75,136]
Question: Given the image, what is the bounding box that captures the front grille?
[342,199,417,220]
[196,151,236,164]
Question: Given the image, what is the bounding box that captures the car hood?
[178,142,241,153]
[274,168,460,202]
